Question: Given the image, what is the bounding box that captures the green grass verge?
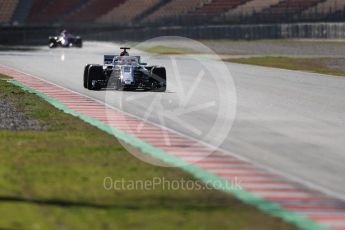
[226,56,345,77]
[0,76,298,230]
[137,45,198,55]
[200,39,345,45]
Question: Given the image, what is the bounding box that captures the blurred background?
[1,2,345,230]
[1,0,345,44]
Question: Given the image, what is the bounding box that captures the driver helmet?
[61,30,68,36]
[120,51,129,56]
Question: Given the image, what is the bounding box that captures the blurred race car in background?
[84,48,166,92]
[49,30,82,48]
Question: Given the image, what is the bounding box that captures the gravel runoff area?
[0,94,45,131]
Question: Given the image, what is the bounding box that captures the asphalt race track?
[1,42,344,200]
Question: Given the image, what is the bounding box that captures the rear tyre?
[87,65,103,90]
[75,38,83,48]
[151,67,166,92]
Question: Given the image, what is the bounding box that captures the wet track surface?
[0,42,344,200]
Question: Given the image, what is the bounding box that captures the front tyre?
[151,67,166,92]
[75,37,83,48]
[83,64,91,88]
[87,65,103,90]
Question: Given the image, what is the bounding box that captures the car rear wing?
[104,55,142,65]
